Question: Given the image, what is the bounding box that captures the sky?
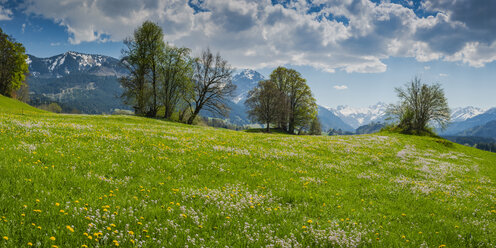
[0,0,495,109]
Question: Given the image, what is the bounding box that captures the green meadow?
[1,95,495,247]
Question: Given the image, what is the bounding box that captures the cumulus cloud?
[20,0,496,73]
[333,85,348,90]
[439,73,448,77]
[0,6,13,20]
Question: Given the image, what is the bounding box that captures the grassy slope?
[1,97,496,247]
[0,95,47,115]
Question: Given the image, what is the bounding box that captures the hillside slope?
[1,98,496,247]
[0,95,47,114]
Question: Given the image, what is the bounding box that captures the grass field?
[1,95,496,247]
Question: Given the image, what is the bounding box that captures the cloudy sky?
[1,0,495,108]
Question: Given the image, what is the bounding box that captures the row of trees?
[0,28,29,98]
[120,21,235,124]
[245,67,318,134]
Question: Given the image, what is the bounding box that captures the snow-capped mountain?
[231,69,265,104]
[27,51,126,78]
[450,106,487,122]
[326,102,389,129]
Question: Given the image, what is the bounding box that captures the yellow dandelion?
[66,225,74,232]
[128,231,134,235]
[27,242,33,246]
[3,236,8,241]
[307,220,313,224]
[81,245,88,248]
[55,203,60,207]
[302,225,307,229]
[50,236,56,241]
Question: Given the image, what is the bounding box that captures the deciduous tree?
[245,80,280,132]
[0,28,29,97]
[387,77,450,134]
[187,48,235,124]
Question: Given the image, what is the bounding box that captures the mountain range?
[24,51,496,137]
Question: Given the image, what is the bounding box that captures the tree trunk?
[187,109,200,124]
[266,122,270,133]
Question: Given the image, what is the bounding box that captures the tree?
[309,116,322,135]
[187,48,235,124]
[120,21,164,116]
[245,80,280,132]
[387,77,450,134]
[0,28,29,97]
[269,67,317,134]
[160,45,194,119]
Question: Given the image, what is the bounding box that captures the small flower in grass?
[137,222,142,225]
[401,213,406,217]
[55,203,60,207]
[81,245,88,248]
[113,240,119,246]
[455,225,459,228]
[66,225,74,232]
[181,214,187,218]
[418,232,422,235]
[130,239,135,244]
[307,220,313,224]
[225,216,230,219]
[59,210,64,213]
[302,225,307,229]
[128,231,134,235]
[50,236,56,241]
[107,227,112,231]
[3,236,8,241]
[52,245,58,248]
[439,245,446,248]
[27,242,33,246]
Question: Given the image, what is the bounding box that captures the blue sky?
[1,0,495,109]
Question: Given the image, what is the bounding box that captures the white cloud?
[21,23,26,33]
[50,42,61,46]
[424,66,430,70]
[0,6,13,20]
[439,73,448,77]
[333,85,348,90]
[20,0,496,73]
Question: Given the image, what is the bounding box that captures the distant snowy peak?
[450,106,487,122]
[327,102,388,128]
[233,69,264,83]
[27,51,125,78]
[231,69,265,104]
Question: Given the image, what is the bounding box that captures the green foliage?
[309,116,322,135]
[268,67,317,134]
[0,28,29,97]
[387,77,450,135]
[120,21,165,116]
[1,102,496,247]
[160,45,194,119]
[246,80,280,132]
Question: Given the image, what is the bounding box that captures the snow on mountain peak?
[328,103,388,128]
[450,106,487,122]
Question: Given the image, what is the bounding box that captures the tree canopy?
[0,28,29,98]
[387,77,450,135]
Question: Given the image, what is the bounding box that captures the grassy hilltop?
[1,95,496,247]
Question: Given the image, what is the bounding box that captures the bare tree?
[245,80,280,132]
[387,77,450,134]
[186,48,235,124]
